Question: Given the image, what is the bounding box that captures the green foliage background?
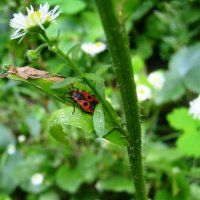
[1,0,200,199]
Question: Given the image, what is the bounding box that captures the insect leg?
[72,101,76,115]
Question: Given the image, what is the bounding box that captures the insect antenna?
[61,85,74,99]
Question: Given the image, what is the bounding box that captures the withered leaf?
[7,65,50,79]
[1,65,64,82]
[44,77,65,82]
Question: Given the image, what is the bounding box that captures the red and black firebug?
[64,87,99,114]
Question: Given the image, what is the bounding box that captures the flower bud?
[26,49,40,62]
[26,43,47,62]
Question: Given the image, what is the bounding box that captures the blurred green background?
[1,0,200,199]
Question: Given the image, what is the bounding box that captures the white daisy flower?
[136,85,151,101]
[148,71,165,90]
[17,135,26,143]
[189,95,200,119]
[31,173,44,186]
[10,3,60,41]
[7,144,16,155]
[81,42,106,56]
[95,181,103,192]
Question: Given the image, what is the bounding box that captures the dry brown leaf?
[7,65,50,79]
[44,76,65,82]
[1,65,64,82]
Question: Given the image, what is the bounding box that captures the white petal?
[10,3,60,41]
[11,31,26,39]
[27,5,34,14]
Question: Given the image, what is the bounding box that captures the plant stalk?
[40,31,128,138]
[95,0,148,199]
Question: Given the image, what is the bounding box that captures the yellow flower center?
[139,89,145,94]
[95,42,102,47]
[30,11,41,21]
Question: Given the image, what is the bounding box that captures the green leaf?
[0,194,12,200]
[122,0,141,20]
[93,104,128,146]
[36,0,87,15]
[167,107,199,132]
[0,124,14,149]
[56,150,98,193]
[39,191,60,200]
[0,153,22,193]
[154,71,185,104]
[177,130,200,157]
[49,107,94,144]
[169,43,200,93]
[174,174,190,200]
[61,0,87,15]
[93,103,117,137]
[154,174,190,200]
[146,144,184,169]
[167,107,200,157]
[67,43,81,66]
[98,175,134,194]
[20,178,50,194]
[27,78,65,100]
[153,43,200,104]
[131,55,145,73]
[13,154,47,178]
[96,65,110,76]
[76,150,99,183]
[13,154,52,194]
[48,124,68,145]
[104,130,128,146]
[7,74,65,103]
[81,11,104,41]
[190,184,200,200]
[135,36,153,59]
[84,73,105,98]
[56,166,82,193]
[130,0,154,21]
[25,115,41,141]
[154,190,173,200]
[51,77,81,89]
[4,67,74,105]
[8,74,29,83]
[93,104,105,137]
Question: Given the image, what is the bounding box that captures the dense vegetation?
[1,0,200,199]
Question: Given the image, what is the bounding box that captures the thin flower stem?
[40,31,128,138]
[95,0,148,199]
[40,31,51,45]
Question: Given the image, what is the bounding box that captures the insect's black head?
[72,91,80,98]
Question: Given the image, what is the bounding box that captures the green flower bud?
[26,43,48,62]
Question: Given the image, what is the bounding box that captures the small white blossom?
[31,173,44,186]
[7,144,16,155]
[17,135,26,143]
[10,3,60,41]
[137,85,151,101]
[95,181,103,192]
[172,167,180,175]
[189,95,200,119]
[148,71,165,90]
[81,42,106,56]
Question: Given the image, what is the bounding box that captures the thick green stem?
[95,1,148,199]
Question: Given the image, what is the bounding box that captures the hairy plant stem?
[95,1,148,199]
[40,31,128,138]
